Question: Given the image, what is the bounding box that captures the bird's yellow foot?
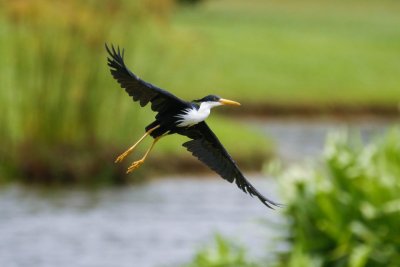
[115,151,130,163]
[126,159,145,173]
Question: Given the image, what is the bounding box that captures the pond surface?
[250,118,393,161]
[0,119,395,267]
[0,178,281,267]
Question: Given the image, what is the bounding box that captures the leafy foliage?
[278,128,400,267]
[185,235,258,267]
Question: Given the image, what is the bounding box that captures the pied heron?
[106,44,279,209]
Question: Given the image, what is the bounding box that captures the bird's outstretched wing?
[106,44,187,114]
[181,122,280,209]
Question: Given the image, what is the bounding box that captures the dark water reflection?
[0,119,395,267]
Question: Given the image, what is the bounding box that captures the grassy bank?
[162,0,400,106]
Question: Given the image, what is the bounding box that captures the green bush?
[184,235,258,267]
[278,128,400,267]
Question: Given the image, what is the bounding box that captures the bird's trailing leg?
[115,125,160,163]
[126,136,161,173]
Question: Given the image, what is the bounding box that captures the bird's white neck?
[176,101,222,127]
[198,101,222,112]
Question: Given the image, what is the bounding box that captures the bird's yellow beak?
[219,98,241,106]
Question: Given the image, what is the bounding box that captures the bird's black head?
[193,95,221,103]
[193,94,241,107]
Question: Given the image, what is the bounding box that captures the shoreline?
[220,103,399,120]
[4,107,398,185]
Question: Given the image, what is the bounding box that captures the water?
[0,178,281,267]
[250,118,393,161]
[0,119,394,267]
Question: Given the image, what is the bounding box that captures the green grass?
[133,0,400,106]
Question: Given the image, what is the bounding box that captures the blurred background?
[0,0,399,266]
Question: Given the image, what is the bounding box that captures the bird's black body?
[106,44,280,209]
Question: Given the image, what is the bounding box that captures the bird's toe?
[126,159,144,173]
[115,152,128,163]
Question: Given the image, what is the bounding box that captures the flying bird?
[106,44,279,208]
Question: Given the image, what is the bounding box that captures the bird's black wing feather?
[181,122,280,209]
[106,44,188,114]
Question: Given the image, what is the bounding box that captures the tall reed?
[0,0,174,183]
